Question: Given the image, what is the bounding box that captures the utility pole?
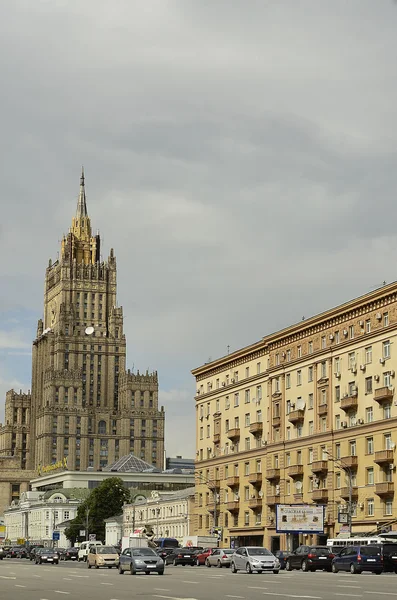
[85,507,90,541]
[326,451,353,535]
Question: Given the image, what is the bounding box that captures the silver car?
[206,548,234,568]
[231,546,280,574]
[118,547,164,575]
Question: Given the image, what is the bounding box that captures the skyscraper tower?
[1,170,165,473]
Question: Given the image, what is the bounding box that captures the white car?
[78,541,103,562]
[230,546,280,574]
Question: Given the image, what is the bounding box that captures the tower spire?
[76,166,88,218]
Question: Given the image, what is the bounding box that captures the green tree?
[65,477,130,544]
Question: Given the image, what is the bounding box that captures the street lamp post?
[326,451,353,535]
[195,472,219,531]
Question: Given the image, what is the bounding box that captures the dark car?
[275,550,291,570]
[118,547,164,575]
[16,547,29,559]
[8,546,23,559]
[35,548,60,564]
[379,543,397,573]
[286,545,333,572]
[62,547,79,561]
[165,547,197,566]
[156,547,176,562]
[332,545,383,574]
[29,546,44,561]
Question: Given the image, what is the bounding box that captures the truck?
[182,535,218,549]
[121,535,149,552]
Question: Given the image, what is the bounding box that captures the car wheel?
[206,559,211,568]
[374,570,382,575]
[39,559,42,564]
[350,563,360,574]
[217,560,222,568]
[87,561,91,569]
[231,562,237,573]
[118,566,124,575]
[196,558,200,566]
[332,563,338,573]
[302,560,308,572]
[173,559,178,566]
[273,570,279,574]
[286,560,292,571]
[158,570,164,575]
[130,564,136,575]
[108,566,112,569]
[95,564,99,569]
[246,562,252,574]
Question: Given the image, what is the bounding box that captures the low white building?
[123,487,195,543]
[104,514,123,546]
[3,489,83,547]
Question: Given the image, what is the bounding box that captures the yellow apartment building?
[192,283,397,552]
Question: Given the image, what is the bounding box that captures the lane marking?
[366,594,397,597]
[153,597,198,600]
[0,576,16,580]
[33,575,42,578]
[154,590,171,592]
[100,582,113,585]
[337,587,362,589]
[54,592,71,595]
[248,587,268,590]
[262,594,322,599]
[226,596,245,599]
[181,581,199,584]
[334,595,362,598]
[15,585,27,588]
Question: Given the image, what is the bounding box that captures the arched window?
[98,420,107,435]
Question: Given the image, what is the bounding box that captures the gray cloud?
[1,0,397,455]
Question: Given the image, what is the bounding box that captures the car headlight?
[134,559,145,564]
[275,560,280,567]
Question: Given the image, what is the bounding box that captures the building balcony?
[312,489,328,502]
[375,482,394,497]
[318,403,328,416]
[272,416,281,427]
[340,455,358,470]
[374,450,394,465]
[249,421,263,436]
[374,387,394,404]
[288,464,304,478]
[207,479,220,490]
[226,501,240,512]
[248,472,263,486]
[227,428,240,441]
[248,497,263,510]
[340,486,358,499]
[267,495,280,506]
[311,460,328,474]
[213,433,220,444]
[266,468,280,481]
[288,409,305,424]
[341,395,358,411]
[226,476,240,488]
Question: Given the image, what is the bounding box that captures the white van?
[78,540,103,562]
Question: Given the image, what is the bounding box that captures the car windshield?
[97,547,117,554]
[132,548,157,557]
[222,549,234,554]
[247,548,272,556]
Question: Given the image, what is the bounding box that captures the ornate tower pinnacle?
[76,166,88,218]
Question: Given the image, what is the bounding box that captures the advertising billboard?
[0,525,5,539]
[275,504,324,534]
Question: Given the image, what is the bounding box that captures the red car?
[195,548,216,566]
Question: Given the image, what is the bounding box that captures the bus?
[327,534,397,550]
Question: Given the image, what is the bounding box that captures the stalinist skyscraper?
[0,171,165,477]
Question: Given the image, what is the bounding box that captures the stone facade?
[0,171,165,514]
[0,456,35,517]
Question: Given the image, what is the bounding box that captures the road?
[1,559,397,600]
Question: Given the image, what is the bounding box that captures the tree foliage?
[64,477,130,544]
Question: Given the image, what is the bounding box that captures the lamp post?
[195,472,219,531]
[325,451,353,535]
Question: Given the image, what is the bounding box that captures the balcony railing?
[248,472,262,485]
[341,395,358,411]
[226,476,239,488]
[312,489,328,502]
[311,460,328,474]
[226,501,240,512]
[374,450,394,465]
[248,497,263,510]
[288,409,305,424]
[266,468,280,481]
[340,455,358,469]
[272,416,281,427]
[340,486,358,499]
[375,482,394,496]
[213,433,220,444]
[267,495,280,505]
[318,404,328,416]
[374,387,394,404]
[226,428,240,441]
[288,464,304,478]
[249,421,263,435]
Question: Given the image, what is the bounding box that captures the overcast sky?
[1,0,397,458]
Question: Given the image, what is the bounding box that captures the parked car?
[8,546,23,559]
[332,545,383,574]
[285,545,333,572]
[62,547,79,561]
[16,547,29,559]
[35,548,60,565]
[205,548,234,568]
[165,547,197,566]
[275,550,291,570]
[195,548,215,566]
[87,545,119,569]
[155,547,177,563]
[378,543,397,573]
[77,540,103,562]
[0,547,4,560]
[29,546,44,561]
[154,537,179,549]
[231,547,280,574]
[118,547,164,575]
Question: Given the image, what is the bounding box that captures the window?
[365,346,372,364]
[275,378,280,393]
[297,450,302,464]
[245,367,249,379]
[321,417,327,432]
[297,424,303,438]
[385,433,393,450]
[274,454,279,468]
[366,407,373,423]
[275,353,280,366]
[365,319,371,333]
[321,446,327,460]
[286,427,291,440]
[234,416,239,428]
[335,472,341,488]
[348,381,356,396]
[321,336,326,349]
[286,480,291,495]
[297,370,302,385]
[349,440,357,456]
[335,386,340,402]
[348,352,356,369]
[297,345,302,358]
[286,349,291,362]
[256,385,262,400]
[384,312,389,327]
[206,425,210,438]
[64,511,70,520]
[234,393,239,407]
[367,498,374,516]
[225,396,230,409]
[308,421,314,435]
[365,377,373,394]
[366,437,374,454]
[334,357,340,374]
[320,389,327,405]
[244,512,250,526]
[245,413,250,427]
[335,443,341,459]
[286,374,291,389]
[321,362,327,378]
[274,403,280,417]
[308,448,313,463]
[199,427,203,440]
[286,400,291,415]
[384,404,392,419]
[349,325,354,339]
[383,340,391,359]
[286,452,291,466]
[308,341,313,354]
[335,414,340,429]
[244,390,250,404]
[257,362,261,374]
[384,372,392,388]
[308,366,313,382]
[308,393,314,409]
[244,462,250,476]
[385,499,393,516]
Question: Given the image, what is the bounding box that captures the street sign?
[338,512,348,524]
[89,533,96,541]
[79,530,85,537]
[52,531,60,541]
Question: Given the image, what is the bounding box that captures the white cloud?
[0,330,31,350]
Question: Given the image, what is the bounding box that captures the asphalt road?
[1,559,397,600]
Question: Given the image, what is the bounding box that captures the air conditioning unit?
[360,364,366,371]
[329,334,334,341]
[351,418,357,426]
[358,418,364,425]
[199,416,203,421]
[359,320,364,327]
[351,386,358,395]
[343,329,348,336]
[375,375,380,382]
[359,503,364,509]
[351,368,357,375]
[230,444,235,451]
[391,371,395,378]
[275,485,280,495]
[231,378,235,384]
[222,382,226,387]
[389,464,395,471]
[262,439,267,446]
[343,393,349,399]
[380,358,386,365]
[335,372,341,379]
[341,421,348,428]
[376,313,382,320]
[290,403,295,410]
